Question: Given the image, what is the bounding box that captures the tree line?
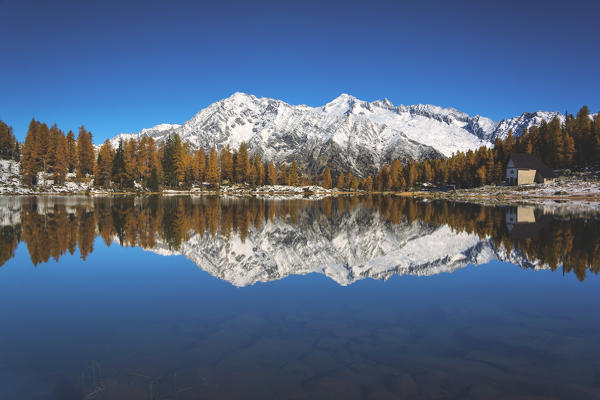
[3,105,599,191]
[373,105,600,190]
[1,196,598,281]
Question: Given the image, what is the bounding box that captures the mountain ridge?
[110,93,565,177]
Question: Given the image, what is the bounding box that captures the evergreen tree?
[65,130,78,173]
[252,156,265,186]
[124,138,138,183]
[321,167,332,189]
[205,147,220,187]
[46,124,61,172]
[0,120,17,160]
[336,173,345,189]
[112,140,128,188]
[194,148,206,182]
[95,140,114,187]
[53,133,68,185]
[162,134,185,187]
[235,142,250,183]
[20,119,41,185]
[278,164,288,185]
[220,145,234,182]
[35,122,50,173]
[288,160,299,186]
[407,163,418,187]
[267,161,277,185]
[76,126,95,177]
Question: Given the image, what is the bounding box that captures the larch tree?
[95,140,114,187]
[76,126,95,177]
[112,140,128,188]
[288,161,299,186]
[124,138,138,183]
[0,120,17,160]
[20,119,41,185]
[267,161,277,185]
[162,134,186,187]
[220,145,234,182]
[205,147,220,187]
[336,173,345,189]
[235,142,250,183]
[194,148,206,182]
[321,167,332,189]
[53,133,68,185]
[65,130,78,173]
[278,164,288,185]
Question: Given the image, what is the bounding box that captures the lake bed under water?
[0,195,599,399]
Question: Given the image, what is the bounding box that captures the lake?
[0,195,599,400]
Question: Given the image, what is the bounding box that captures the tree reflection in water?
[1,195,599,281]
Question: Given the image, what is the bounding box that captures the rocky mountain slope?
[112,93,564,177]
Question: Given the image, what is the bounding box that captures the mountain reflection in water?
[1,195,600,400]
[0,195,599,283]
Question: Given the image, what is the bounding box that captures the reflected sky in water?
[0,196,599,400]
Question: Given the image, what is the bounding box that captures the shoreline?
[1,187,599,201]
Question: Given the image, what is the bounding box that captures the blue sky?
[1,0,598,142]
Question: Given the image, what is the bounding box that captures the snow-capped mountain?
[112,93,563,177]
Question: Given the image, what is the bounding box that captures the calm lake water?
[0,195,599,400]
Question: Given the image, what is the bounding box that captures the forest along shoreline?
[1,160,599,208]
[0,171,599,215]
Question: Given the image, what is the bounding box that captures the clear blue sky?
[1,0,598,142]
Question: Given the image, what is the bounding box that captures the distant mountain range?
[111,93,564,177]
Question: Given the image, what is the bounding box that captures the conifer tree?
[235,142,250,183]
[407,163,418,187]
[363,176,373,191]
[124,138,138,183]
[20,119,41,185]
[112,140,128,188]
[321,167,332,189]
[96,140,114,187]
[194,148,206,182]
[278,164,288,185]
[77,126,95,177]
[65,130,77,173]
[35,122,50,173]
[288,160,299,186]
[252,156,264,186]
[0,120,17,160]
[220,145,234,182]
[53,133,68,185]
[205,147,220,187]
[162,134,185,187]
[248,163,258,186]
[345,172,354,189]
[336,173,345,189]
[46,124,61,172]
[267,161,277,185]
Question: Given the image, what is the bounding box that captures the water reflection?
[1,195,599,283]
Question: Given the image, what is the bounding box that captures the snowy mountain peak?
[111,93,565,177]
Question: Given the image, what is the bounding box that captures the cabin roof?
[508,153,556,178]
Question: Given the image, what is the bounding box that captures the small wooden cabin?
[506,153,555,185]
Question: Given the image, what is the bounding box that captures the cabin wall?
[506,167,518,185]
[517,169,536,185]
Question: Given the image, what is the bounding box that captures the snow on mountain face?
[110,123,180,148]
[492,111,563,140]
[111,92,564,177]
